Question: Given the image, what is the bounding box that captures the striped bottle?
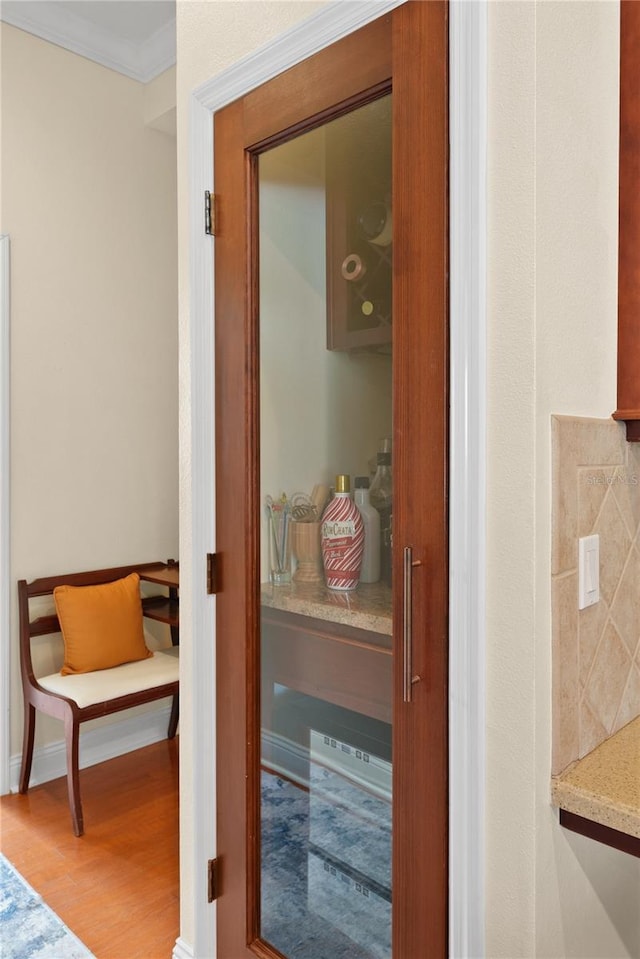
[321,475,364,590]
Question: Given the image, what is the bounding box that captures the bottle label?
[322,518,357,540]
[321,499,364,590]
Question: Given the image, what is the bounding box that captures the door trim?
[185,2,486,956]
[0,235,10,797]
[448,2,487,953]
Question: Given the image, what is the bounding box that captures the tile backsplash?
[552,416,640,775]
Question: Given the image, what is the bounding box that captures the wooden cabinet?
[261,584,393,725]
[326,97,392,352]
[613,1,640,441]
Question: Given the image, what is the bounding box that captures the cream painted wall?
[177,1,639,957]
[488,2,640,958]
[534,3,640,958]
[1,24,178,754]
[145,65,177,135]
[486,0,537,952]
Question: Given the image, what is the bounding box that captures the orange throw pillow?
[54,573,151,675]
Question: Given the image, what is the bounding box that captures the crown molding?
[0,1,175,83]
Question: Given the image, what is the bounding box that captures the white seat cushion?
[37,647,179,709]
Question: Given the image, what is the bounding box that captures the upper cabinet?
[614,1,640,440]
[326,97,392,352]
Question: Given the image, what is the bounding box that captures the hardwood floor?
[0,738,179,959]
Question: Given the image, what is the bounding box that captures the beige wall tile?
[552,416,625,574]
[593,492,633,606]
[578,596,609,687]
[577,467,611,537]
[552,573,579,774]
[551,416,578,575]
[609,545,640,659]
[553,416,619,465]
[612,664,640,735]
[579,698,609,759]
[584,622,633,736]
[625,440,640,485]
[582,419,626,466]
[612,464,640,540]
[553,416,640,766]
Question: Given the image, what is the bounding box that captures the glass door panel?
[258,95,393,959]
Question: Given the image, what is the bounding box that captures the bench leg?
[18,703,36,794]
[64,713,84,837]
[168,693,179,739]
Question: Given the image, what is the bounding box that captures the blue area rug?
[261,769,391,959]
[0,854,95,959]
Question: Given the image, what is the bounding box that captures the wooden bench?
[18,562,180,837]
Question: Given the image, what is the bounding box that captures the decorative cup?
[268,507,291,585]
[291,520,323,585]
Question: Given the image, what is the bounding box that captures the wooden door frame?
[216,8,446,955]
[182,2,486,957]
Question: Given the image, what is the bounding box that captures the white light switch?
[578,534,600,610]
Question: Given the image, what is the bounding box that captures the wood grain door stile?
[614,1,640,439]
[392,5,449,956]
[214,4,448,956]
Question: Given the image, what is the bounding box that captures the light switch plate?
[578,534,600,609]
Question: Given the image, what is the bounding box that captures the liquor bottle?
[357,265,391,325]
[369,451,392,585]
[354,476,381,584]
[321,474,364,590]
[358,199,392,247]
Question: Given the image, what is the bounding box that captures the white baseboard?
[172,936,195,959]
[8,703,174,793]
[261,728,311,788]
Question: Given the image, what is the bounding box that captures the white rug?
[0,854,95,959]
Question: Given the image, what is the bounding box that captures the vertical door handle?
[403,546,423,703]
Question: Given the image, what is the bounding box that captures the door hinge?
[206,552,220,594]
[205,190,217,236]
[207,857,220,902]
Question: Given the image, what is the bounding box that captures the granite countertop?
[261,580,392,636]
[552,716,640,840]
